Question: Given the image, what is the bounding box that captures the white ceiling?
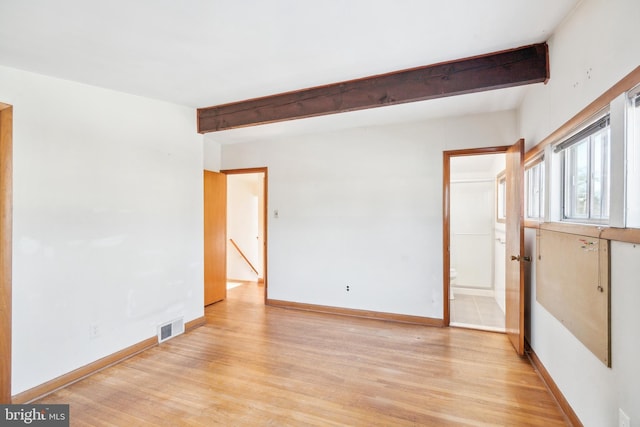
[0,0,580,143]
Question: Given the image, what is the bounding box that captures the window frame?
[626,85,640,228]
[521,67,640,240]
[556,113,611,224]
[525,156,545,221]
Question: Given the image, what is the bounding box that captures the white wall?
[491,155,506,313]
[203,135,221,172]
[449,180,494,289]
[520,0,640,150]
[220,111,517,318]
[493,226,506,313]
[0,66,204,395]
[519,0,640,425]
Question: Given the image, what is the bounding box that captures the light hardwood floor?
[37,283,569,426]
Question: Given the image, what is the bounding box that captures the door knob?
[511,255,532,262]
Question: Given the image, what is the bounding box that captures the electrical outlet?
[89,323,100,338]
[346,285,350,292]
[619,408,631,427]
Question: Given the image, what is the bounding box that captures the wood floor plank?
[36,283,569,426]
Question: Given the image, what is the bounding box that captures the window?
[525,159,545,220]
[627,89,640,227]
[529,71,640,231]
[555,114,610,222]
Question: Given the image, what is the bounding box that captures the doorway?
[443,142,526,355]
[448,153,506,332]
[222,168,267,302]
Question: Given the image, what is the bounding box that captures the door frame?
[1,103,13,403]
[442,146,511,326]
[221,167,268,303]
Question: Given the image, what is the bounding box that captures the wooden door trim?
[0,103,13,403]
[442,146,511,326]
[221,167,268,304]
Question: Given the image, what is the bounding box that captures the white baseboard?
[451,287,494,297]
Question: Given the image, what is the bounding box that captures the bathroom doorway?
[447,151,506,332]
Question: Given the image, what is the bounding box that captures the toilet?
[449,268,457,300]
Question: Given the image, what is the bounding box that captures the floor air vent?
[157,317,184,343]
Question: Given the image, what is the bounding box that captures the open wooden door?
[0,104,13,403]
[505,139,525,355]
[204,170,227,306]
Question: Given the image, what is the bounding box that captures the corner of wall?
[203,135,222,172]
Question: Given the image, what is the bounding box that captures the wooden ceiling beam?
[197,43,549,134]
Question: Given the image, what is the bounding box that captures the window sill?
[524,221,640,244]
